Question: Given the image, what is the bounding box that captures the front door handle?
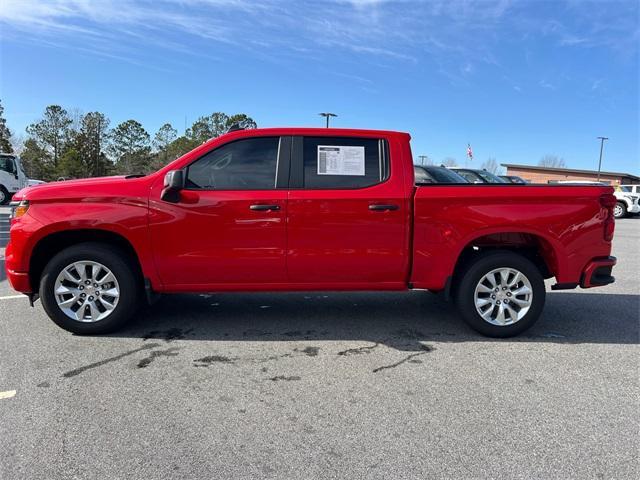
[369,204,399,211]
[249,204,281,211]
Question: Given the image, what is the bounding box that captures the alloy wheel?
[54,261,120,322]
[474,267,533,326]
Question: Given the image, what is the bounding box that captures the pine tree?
[0,100,14,154]
[21,138,55,180]
[26,105,72,168]
[151,123,178,170]
[77,112,112,177]
[108,120,151,174]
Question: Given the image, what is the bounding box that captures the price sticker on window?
[317,146,365,176]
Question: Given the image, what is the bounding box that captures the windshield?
[423,167,469,183]
[17,159,26,176]
[452,169,483,183]
[475,170,507,183]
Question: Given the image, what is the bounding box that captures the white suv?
[555,180,639,218]
[615,185,640,218]
[619,185,640,194]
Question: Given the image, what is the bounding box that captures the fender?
[13,202,161,290]
[450,225,564,277]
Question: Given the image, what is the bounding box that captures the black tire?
[455,250,546,337]
[40,242,141,334]
[0,186,10,205]
[613,201,627,219]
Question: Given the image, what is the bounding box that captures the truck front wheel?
[455,251,546,337]
[40,243,141,334]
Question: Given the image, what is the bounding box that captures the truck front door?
[149,136,290,289]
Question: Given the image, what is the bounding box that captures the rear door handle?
[369,204,399,211]
[249,204,281,211]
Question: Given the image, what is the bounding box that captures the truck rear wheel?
[455,251,546,337]
[40,242,141,334]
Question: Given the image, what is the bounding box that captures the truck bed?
[411,184,613,291]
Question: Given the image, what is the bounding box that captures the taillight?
[599,193,617,209]
[604,217,615,241]
[600,194,615,241]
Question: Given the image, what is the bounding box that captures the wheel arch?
[448,230,561,297]
[29,229,145,291]
[618,197,632,208]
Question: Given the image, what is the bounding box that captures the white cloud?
[539,79,556,90]
[0,0,637,82]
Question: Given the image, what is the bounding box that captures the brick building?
[501,163,640,186]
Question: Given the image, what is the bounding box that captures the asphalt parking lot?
[0,210,638,479]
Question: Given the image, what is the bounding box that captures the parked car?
[619,185,640,194]
[613,187,640,218]
[556,181,639,218]
[6,127,617,338]
[0,153,29,205]
[448,167,508,184]
[414,165,469,184]
[499,175,527,184]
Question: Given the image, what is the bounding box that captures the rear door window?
[301,137,388,189]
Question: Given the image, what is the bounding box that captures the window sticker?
[317,145,365,176]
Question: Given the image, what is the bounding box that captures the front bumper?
[580,256,616,288]
[4,241,32,293]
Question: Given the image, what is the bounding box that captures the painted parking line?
[0,390,17,400]
[0,294,26,300]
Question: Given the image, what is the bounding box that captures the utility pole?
[596,136,608,182]
[318,112,337,128]
[418,155,428,166]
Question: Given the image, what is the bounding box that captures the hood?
[14,175,154,202]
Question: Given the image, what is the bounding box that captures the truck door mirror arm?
[161,169,185,203]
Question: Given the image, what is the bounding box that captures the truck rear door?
[286,135,409,287]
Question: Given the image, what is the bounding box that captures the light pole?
[596,136,608,182]
[418,155,428,166]
[319,112,337,128]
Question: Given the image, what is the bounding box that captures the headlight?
[9,200,30,220]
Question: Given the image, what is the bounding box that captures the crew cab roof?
[215,127,411,140]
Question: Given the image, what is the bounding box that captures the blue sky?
[0,0,638,173]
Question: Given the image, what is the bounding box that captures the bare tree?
[441,157,458,167]
[539,155,566,168]
[68,107,84,132]
[480,158,500,174]
[10,132,25,155]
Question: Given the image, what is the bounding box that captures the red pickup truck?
[6,128,617,337]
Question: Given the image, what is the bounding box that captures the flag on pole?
[467,143,473,161]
